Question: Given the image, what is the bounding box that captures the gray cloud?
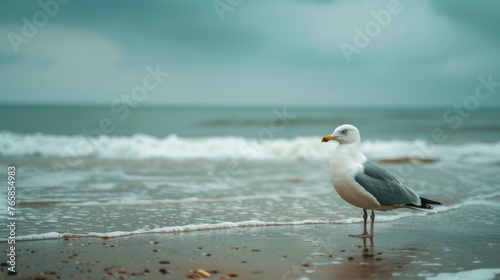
[431,0,500,37]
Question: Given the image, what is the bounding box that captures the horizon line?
[2,102,500,110]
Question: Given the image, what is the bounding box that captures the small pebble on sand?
[195,269,211,277]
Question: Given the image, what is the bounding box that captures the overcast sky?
[0,0,499,107]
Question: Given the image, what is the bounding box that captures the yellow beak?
[321,135,337,142]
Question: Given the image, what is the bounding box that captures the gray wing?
[354,160,420,206]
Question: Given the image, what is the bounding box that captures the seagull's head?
[321,124,360,145]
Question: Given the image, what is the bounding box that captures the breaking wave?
[1,131,500,164]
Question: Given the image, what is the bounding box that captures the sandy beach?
[3,204,499,279]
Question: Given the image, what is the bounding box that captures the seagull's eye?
[341,129,348,135]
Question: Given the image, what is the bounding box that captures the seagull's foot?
[348,233,373,239]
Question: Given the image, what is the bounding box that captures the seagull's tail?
[420,197,443,206]
[405,196,443,212]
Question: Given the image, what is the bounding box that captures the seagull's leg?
[349,209,369,238]
[362,209,368,235]
[367,210,375,239]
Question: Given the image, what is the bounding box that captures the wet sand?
[2,205,499,279]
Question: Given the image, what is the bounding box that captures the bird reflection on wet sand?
[304,238,421,279]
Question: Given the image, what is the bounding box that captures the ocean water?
[0,106,499,241]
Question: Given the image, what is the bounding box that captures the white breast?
[329,144,381,210]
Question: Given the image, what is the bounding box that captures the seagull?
[322,124,442,239]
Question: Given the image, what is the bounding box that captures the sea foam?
[13,220,332,241]
[425,268,500,280]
